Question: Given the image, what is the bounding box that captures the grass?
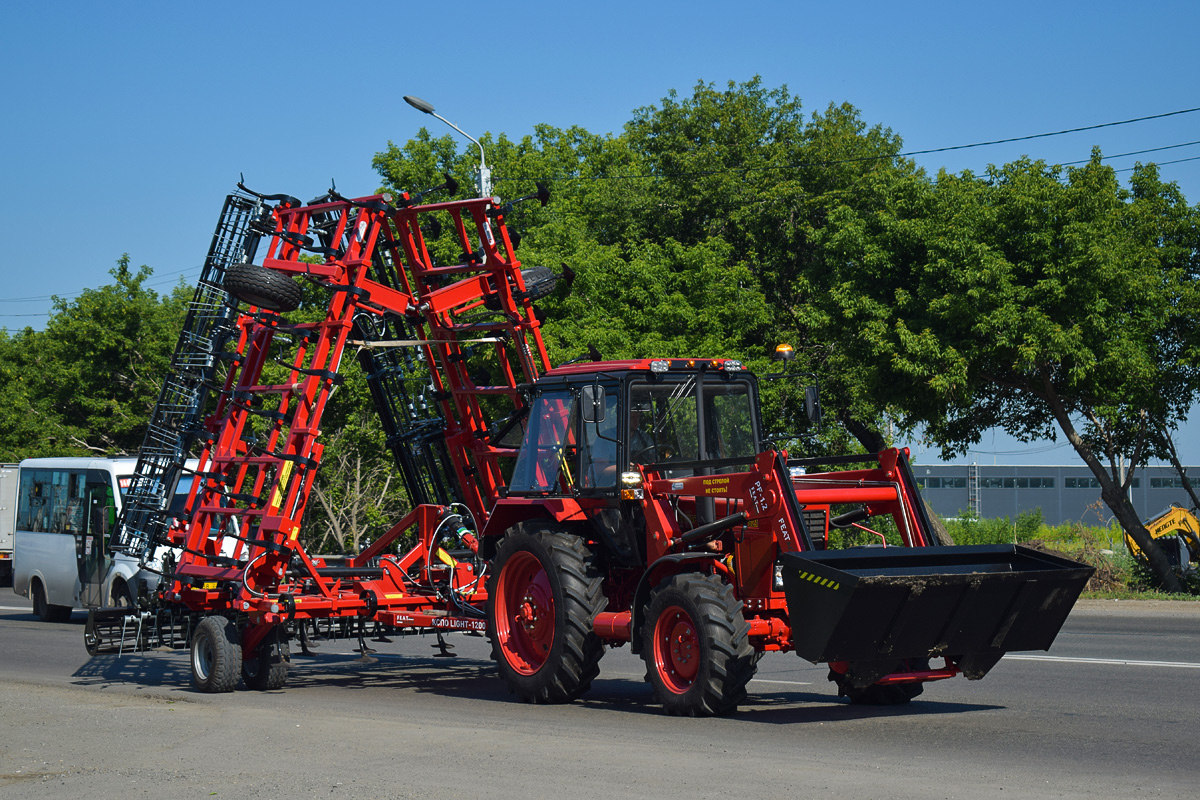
[940,508,1200,599]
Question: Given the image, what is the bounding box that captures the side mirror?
[804,385,822,427]
[581,384,605,423]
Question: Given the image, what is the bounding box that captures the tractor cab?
[507,359,763,498]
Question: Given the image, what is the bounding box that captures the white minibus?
[12,457,193,621]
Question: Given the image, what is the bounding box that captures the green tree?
[372,79,1200,592]
[0,255,188,459]
[804,153,1200,591]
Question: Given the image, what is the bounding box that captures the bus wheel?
[32,582,72,623]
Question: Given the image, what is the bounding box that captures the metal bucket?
[781,545,1094,682]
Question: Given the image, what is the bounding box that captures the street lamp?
[403,95,492,198]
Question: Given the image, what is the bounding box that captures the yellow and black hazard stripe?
[794,570,840,591]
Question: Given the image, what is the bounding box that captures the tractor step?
[781,544,1094,681]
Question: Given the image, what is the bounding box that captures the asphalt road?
[1,598,1198,799]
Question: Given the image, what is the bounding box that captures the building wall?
[913,464,1196,526]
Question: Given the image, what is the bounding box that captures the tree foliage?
[0,255,188,460]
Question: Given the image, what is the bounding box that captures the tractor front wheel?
[487,527,606,703]
[642,573,756,716]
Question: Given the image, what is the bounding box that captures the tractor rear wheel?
[642,573,756,716]
[487,527,606,703]
[191,616,241,693]
[242,625,290,690]
[224,262,303,312]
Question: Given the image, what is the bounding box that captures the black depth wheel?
[191,616,241,693]
[642,572,756,716]
[224,262,303,312]
[487,527,606,703]
[242,625,290,690]
[828,659,927,705]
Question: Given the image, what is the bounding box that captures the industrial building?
[912,463,1197,526]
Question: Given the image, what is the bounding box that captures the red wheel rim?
[495,551,555,675]
[653,605,699,693]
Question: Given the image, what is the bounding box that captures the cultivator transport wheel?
[242,625,290,691]
[828,660,927,705]
[223,262,303,312]
[487,528,606,703]
[191,616,242,693]
[642,573,756,717]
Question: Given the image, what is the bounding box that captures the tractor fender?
[479,497,587,559]
[628,552,720,655]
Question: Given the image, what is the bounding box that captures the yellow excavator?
[1126,504,1200,571]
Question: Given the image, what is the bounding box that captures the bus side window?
[18,470,49,532]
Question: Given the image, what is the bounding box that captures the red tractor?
[90,177,1091,716]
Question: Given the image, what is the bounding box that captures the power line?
[8,108,1199,318]
[899,107,1200,157]
[0,266,202,303]
[1062,140,1200,166]
[494,105,1200,184]
[1114,154,1200,172]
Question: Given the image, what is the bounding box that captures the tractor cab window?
[508,389,578,494]
[628,376,758,475]
[579,385,619,491]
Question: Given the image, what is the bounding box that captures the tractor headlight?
[620,471,644,500]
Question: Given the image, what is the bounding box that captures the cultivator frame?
[91,184,553,666]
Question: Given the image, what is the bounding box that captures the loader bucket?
[781,545,1093,683]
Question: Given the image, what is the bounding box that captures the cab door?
[77,472,116,608]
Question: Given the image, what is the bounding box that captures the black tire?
[191,616,242,693]
[519,266,557,302]
[486,527,606,703]
[224,262,303,312]
[84,626,100,656]
[641,573,756,717]
[32,582,72,622]
[828,660,927,705]
[242,625,290,690]
[111,580,136,609]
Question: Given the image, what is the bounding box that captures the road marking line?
[1005,654,1200,669]
[750,678,813,686]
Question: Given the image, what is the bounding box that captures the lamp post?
[403,95,492,198]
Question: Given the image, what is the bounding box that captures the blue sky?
[2,2,1198,465]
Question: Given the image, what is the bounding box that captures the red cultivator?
[91,176,1092,715]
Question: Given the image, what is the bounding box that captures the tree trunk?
[1041,375,1184,593]
[838,412,886,454]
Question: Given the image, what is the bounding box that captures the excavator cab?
[1127,504,1200,570]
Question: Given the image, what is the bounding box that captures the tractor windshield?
[628,376,758,475]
